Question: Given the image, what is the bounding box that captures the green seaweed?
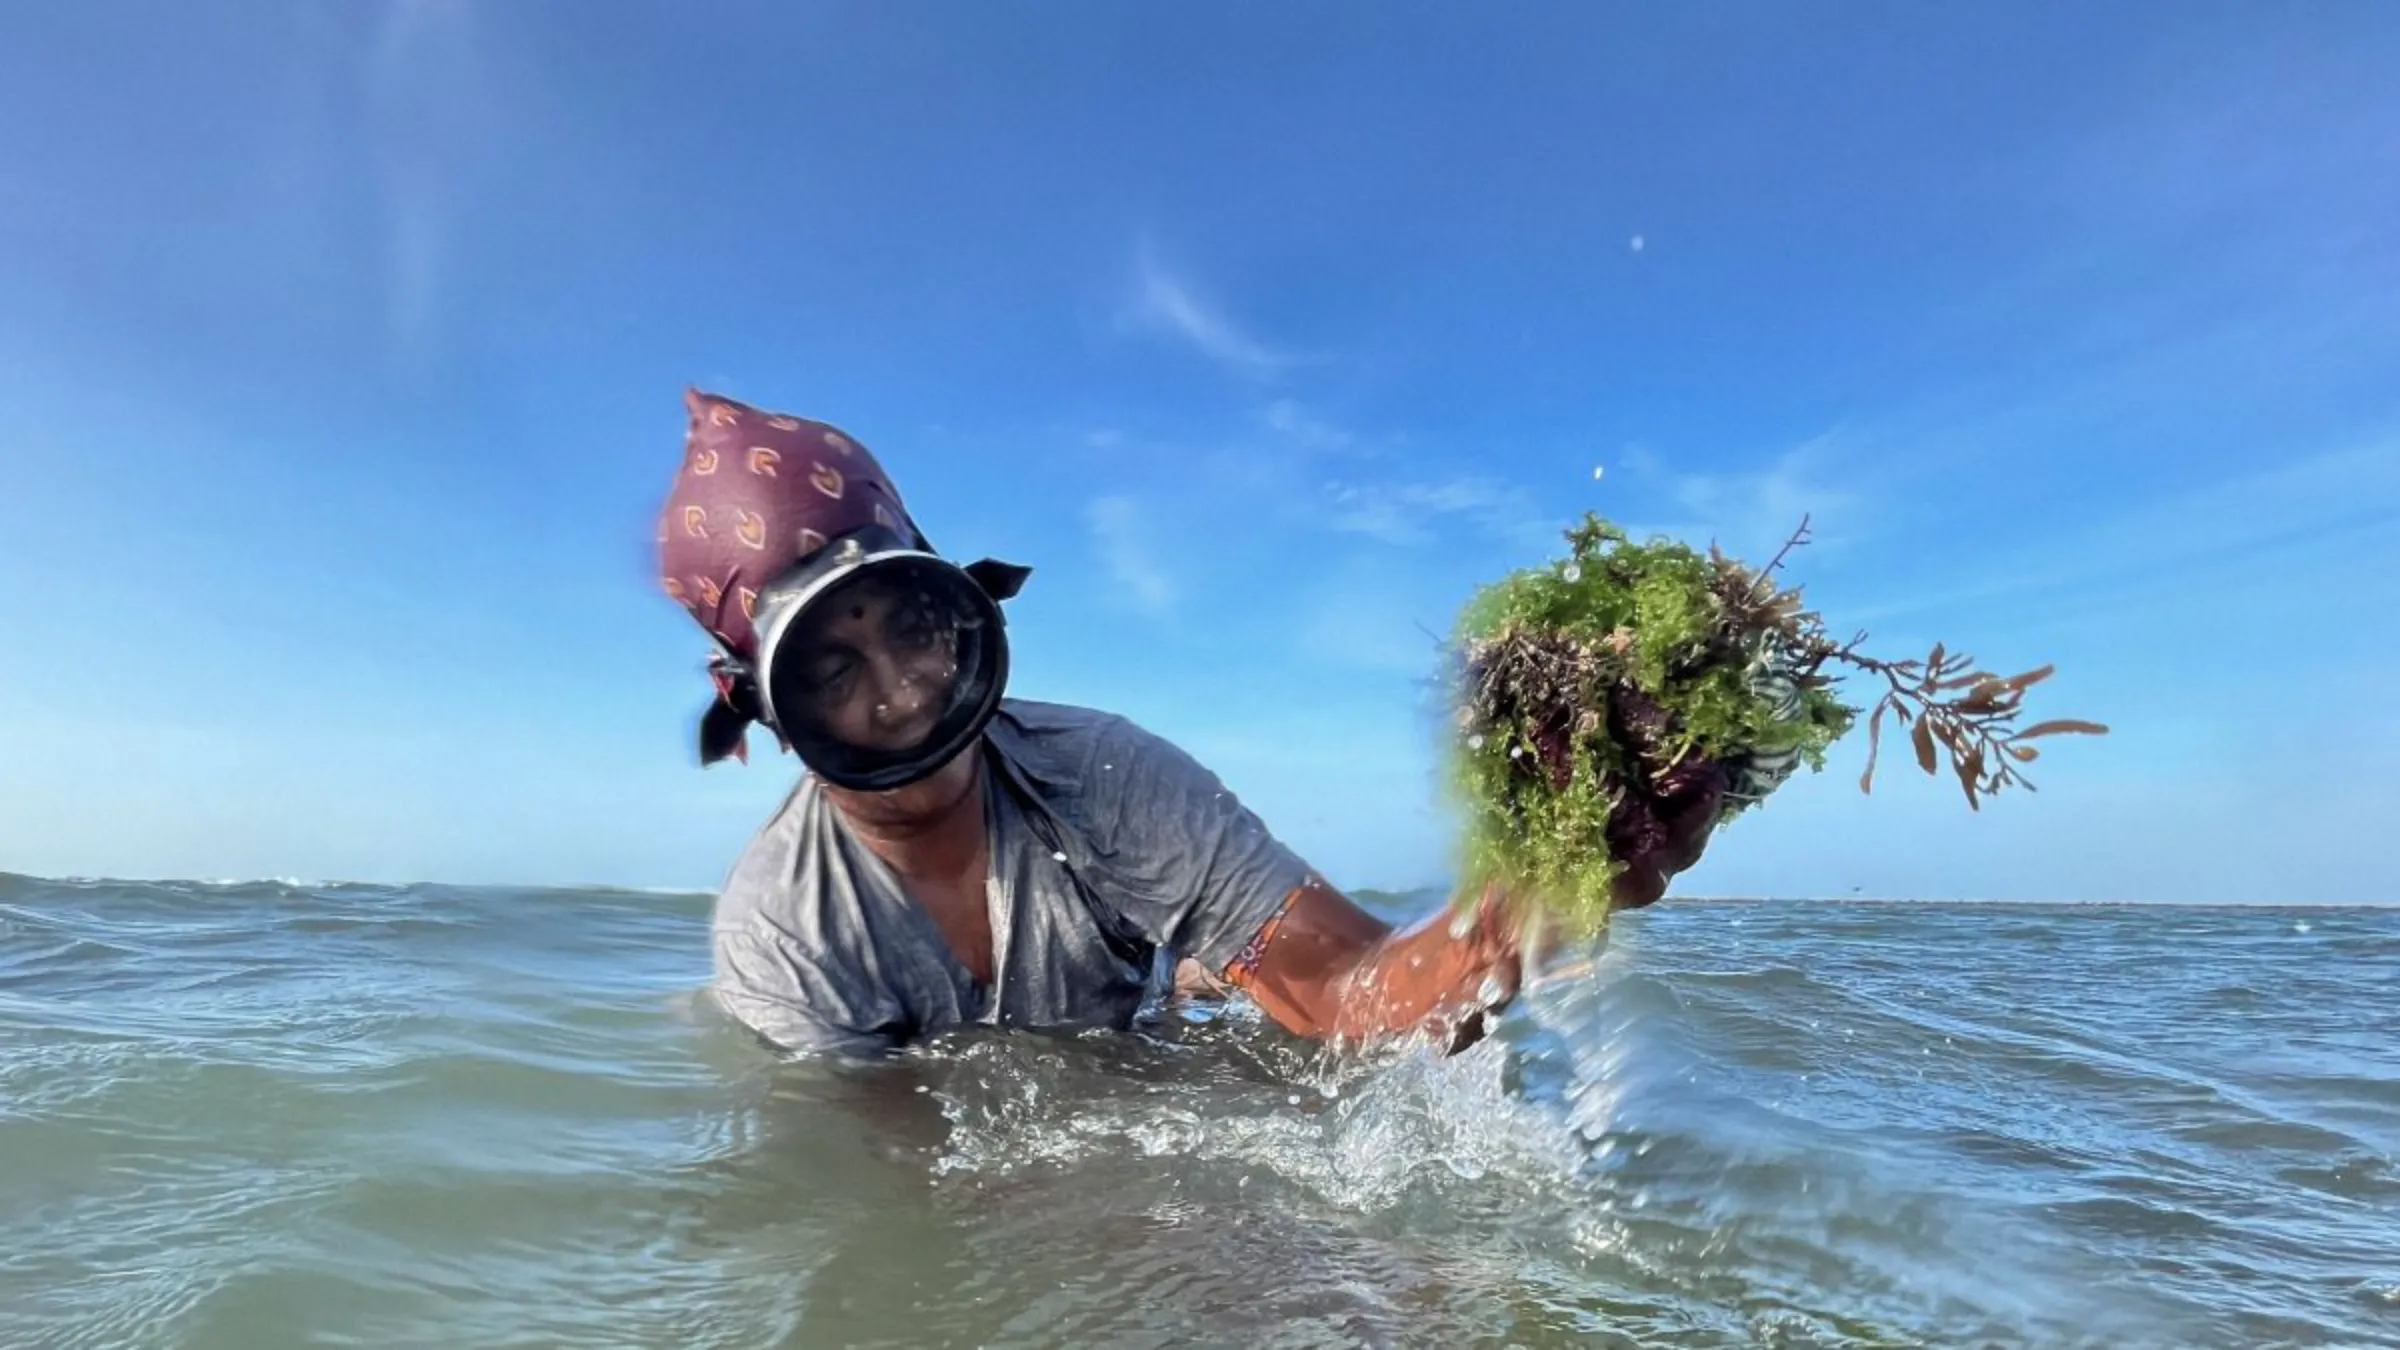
[1442,513,2106,940]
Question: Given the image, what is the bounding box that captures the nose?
[861,648,936,727]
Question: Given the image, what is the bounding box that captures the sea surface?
[1,872,2394,1349]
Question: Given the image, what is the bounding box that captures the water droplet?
[1509,745,1524,759]
[1051,851,1067,863]
[1286,1094,1302,1106]
[1592,464,1606,480]
[1562,563,1583,582]
[1102,763,1114,771]
[1466,733,1486,750]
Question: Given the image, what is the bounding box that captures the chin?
[834,741,981,808]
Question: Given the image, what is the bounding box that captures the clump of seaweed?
[1445,512,2108,938]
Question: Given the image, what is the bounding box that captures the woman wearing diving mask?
[658,389,1714,1058]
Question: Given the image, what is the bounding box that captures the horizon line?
[3,868,2390,909]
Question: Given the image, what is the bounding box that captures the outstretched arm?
[1224,786,1723,1053]
[1077,711,1718,1052]
[1227,877,1518,1052]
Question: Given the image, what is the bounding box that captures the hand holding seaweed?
[1444,512,2108,940]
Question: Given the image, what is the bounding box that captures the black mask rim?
[749,529,1010,791]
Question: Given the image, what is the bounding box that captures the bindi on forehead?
[793,583,897,641]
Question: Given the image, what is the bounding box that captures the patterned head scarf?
[657,387,1028,765]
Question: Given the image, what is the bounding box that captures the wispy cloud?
[1066,398,1379,508]
[1848,434,2399,627]
[1076,397,1547,551]
[366,0,492,363]
[1322,475,1552,548]
[1121,242,1295,378]
[1085,495,1176,616]
[1610,431,1866,561]
[1262,398,1364,456]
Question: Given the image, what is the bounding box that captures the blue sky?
[1,2,2394,902]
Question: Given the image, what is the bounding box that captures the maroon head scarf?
[656,387,1027,765]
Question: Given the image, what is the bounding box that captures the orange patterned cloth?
[655,389,932,765]
[656,388,925,670]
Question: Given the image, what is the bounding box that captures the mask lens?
[762,557,1002,788]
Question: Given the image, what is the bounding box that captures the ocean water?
[1,872,2394,1350]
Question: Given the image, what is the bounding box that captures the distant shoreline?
[2,870,2389,909]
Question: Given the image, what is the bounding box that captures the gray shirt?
[707,699,1316,1056]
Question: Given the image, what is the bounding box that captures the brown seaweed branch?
[1717,516,2110,809]
[1836,646,2108,809]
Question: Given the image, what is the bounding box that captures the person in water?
[657,389,1720,1058]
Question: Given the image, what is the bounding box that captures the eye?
[806,654,858,703]
[887,604,942,651]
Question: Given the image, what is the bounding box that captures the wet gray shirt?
[708,700,1315,1056]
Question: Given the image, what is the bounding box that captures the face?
[780,571,966,756]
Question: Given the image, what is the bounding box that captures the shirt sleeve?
[1078,718,1318,974]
